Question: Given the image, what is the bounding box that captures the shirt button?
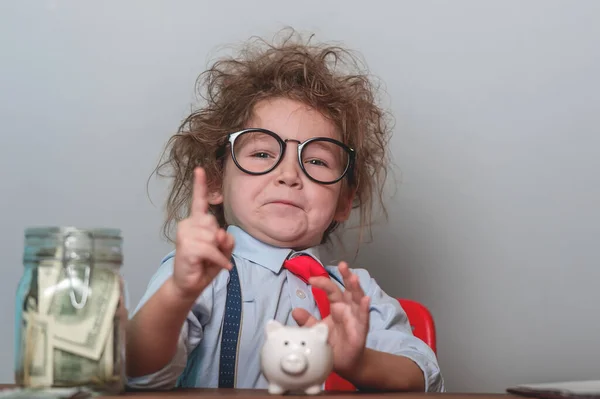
[296,289,306,299]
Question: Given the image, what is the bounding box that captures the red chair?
[326,299,437,391]
[398,299,437,354]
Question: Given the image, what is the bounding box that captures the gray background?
[1,0,599,393]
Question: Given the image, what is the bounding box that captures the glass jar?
[14,227,127,395]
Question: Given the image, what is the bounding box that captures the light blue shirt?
[127,226,444,392]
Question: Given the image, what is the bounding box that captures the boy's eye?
[305,158,329,168]
[251,152,272,159]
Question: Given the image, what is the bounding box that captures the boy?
[126,32,444,392]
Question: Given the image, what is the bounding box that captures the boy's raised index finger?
[191,167,208,216]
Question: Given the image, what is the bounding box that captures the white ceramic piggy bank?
[260,320,333,395]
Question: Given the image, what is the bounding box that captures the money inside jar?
[15,227,126,394]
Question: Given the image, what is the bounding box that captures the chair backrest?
[398,299,437,354]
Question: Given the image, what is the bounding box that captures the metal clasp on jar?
[61,231,94,309]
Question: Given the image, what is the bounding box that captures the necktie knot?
[283,255,329,283]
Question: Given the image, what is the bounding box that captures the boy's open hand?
[172,167,234,301]
[292,261,370,379]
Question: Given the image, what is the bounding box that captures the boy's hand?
[292,261,370,379]
[172,167,234,301]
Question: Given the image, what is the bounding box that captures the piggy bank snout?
[280,352,308,376]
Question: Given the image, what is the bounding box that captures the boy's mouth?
[268,200,303,209]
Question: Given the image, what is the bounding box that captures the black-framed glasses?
[226,128,355,185]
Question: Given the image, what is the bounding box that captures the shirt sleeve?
[126,252,208,390]
[328,267,445,392]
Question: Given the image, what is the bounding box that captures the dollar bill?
[37,260,62,316]
[49,266,120,361]
[53,324,113,384]
[110,292,127,382]
[104,320,114,379]
[0,387,93,399]
[24,267,40,313]
[22,312,54,388]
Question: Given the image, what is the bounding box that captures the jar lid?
[23,226,123,265]
[25,226,121,239]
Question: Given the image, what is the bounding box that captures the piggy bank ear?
[265,320,284,336]
[311,323,329,341]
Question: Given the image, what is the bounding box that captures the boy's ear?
[333,187,356,222]
[207,189,223,205]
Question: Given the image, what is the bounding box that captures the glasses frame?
[226,128,355,185]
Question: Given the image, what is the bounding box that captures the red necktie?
[283,255,356,391]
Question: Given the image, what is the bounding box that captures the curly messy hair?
[154,29,393,247]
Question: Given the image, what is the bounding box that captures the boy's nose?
[274,144,302,188]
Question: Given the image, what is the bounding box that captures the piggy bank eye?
[284,341,289,346]
[301,341,306,346]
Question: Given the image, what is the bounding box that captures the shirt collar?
[227,225,323,273]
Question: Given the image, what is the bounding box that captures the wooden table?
[111,389,520,399]
[0,385,522,399]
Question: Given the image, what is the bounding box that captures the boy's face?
[208,97,354,249]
